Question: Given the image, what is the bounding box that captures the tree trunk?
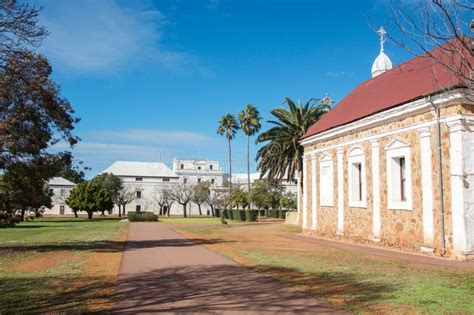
[118,205,122,218]
[210,205,215,217]
[183,203,187,218]
[247,134,250,192]
[20,209,25,221]
[220,209,228,225]
[198,204,202,216]
[87,211,93,220]
[73,210,78,218]
[228,138,232,190]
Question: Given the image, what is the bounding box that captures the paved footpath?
[114,222,345,314]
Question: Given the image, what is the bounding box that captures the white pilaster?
[311,154,318,230]
[447,117,472,254]
[370,140,381,241]
[302,158,308,229]
[418,127,434,245]
[337,147,344,235]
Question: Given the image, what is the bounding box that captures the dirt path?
[114,222,345,314]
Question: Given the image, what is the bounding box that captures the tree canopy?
[66,182,113,220]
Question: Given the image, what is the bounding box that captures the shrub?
[226,209,234,220]
[268,209,279,218]
[245,209,259,222]
[215,209,221,217]
[127,211,158,222]
[233,210,246,221]
[279,210,288,219]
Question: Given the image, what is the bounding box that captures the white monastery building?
[47,177,76,215]
[299,28,473,259]
[101,159,224,215]
[173,158,223,187]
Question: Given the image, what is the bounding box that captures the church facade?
[299,31,473,259]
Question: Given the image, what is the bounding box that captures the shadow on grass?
[0,264,394,313]
[0,238,233,253]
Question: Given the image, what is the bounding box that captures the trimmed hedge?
[268,209,279,218]
[279,210,289,219]
[226,209,234,220]
[245,209,259,222]
[128,211,158,222]
[214,209,221,217]
[233,210,246,221]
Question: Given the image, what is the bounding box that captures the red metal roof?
[303,43,471,140]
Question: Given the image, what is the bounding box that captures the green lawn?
[0,217,126,313]
[177,222,474,314]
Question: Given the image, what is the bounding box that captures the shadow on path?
[0,238,232,253]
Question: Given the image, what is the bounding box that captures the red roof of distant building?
[303,41,472,140]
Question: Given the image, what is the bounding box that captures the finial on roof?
[377,26,387,52]
[371,26,392,78]
[321,93,335,107]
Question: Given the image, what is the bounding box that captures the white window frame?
[319,154,334,207]
[347,147,367,208]
[386,139,413,210]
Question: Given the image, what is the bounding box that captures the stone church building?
[300,29,473,259]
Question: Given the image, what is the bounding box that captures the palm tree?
[217,114,240,188]
[256,96,332,203]
[239,104,261,191]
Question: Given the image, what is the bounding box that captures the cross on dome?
[371,26,392,78]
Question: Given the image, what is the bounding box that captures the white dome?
[371,51,392,77]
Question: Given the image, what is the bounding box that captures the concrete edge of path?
[284,234,474,270]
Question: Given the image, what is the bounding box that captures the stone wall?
[301,103,472,258]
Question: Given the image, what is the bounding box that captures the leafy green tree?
[217,114,240,188]
[239,104,261,191]
[230,187,248,209]
[66,182,113,220]
[90,173,122,215]
[280,191,297,210]
[256,97,331,205]
[248,180,273,212]
[56,152,89,184]
[192,181,210,216]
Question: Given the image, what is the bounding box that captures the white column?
[311,154,318,230]
[337,147,344,235]
[419,127,434,246]
[370,140,381,241]
[302,158,308,229]
[447,117,471,253]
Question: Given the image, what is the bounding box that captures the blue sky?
[34,0,413,177]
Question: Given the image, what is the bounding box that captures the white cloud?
[51,128,223,176]
[89,129,218,147]
[37,0,205,74]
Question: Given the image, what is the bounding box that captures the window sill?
[320,203,335,207]
[349,201,367,208]
[388,201,413,211]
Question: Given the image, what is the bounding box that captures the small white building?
[47,177,76,215]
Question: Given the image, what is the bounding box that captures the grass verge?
[0,217,127,313]
[176,222,474,314]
